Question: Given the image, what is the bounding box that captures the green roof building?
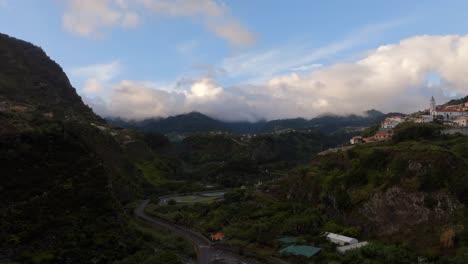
[279,245,321,258]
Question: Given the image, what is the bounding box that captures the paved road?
[134,200,258,264]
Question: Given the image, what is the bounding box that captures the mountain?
[0,33,185,263]
[0,33,97,121]
[112,112,228,133]
[108,109,385,135]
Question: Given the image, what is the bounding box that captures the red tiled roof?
[211,233,224,240]
[374,132,392,138]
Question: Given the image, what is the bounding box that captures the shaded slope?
[0,33,152,263]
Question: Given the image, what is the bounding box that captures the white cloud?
[136,0,225,17]
[81,35,468,121]
[62,0,140,38]
[289,64,322,72]
[220,19,405,81]
[61,0,256,46]
[71,61,121,94]
[207,19,256,47]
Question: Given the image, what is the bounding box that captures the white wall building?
[454,116,468,127]
[430,96,468,121]
[414,115,433,123]
[325,232,358,246]
[381,116,405,129]
[350,136,364,145]
[434,109,467,120]
[337,241,369,254]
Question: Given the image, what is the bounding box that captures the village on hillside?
[350,97,468,145]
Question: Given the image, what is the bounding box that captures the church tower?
[430,96,436,116]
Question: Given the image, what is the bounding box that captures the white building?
[454,116,468,127]
[430,96,468,121]
[434,108,467,120]
[337,241,369,254]
[350,136,364,145]
[381,116,405,129]
[325,232,358,246]
[414,115,433,123]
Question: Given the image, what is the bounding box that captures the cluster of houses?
[429,96,468,126]
[350,96,468,145]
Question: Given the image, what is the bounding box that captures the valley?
[2,29,468,264]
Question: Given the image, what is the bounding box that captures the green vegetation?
[136,161,169,186]
[170,194,222,204]
[4,32,468,264]
[113,219,194,264]
[145,123,468,263]
[178,130,339,187]
[0,33,193,263]
[110,110,385,135]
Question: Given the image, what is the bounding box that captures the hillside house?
[337,241,369,254]
[434,107,467,120]
[430,97,468,121]
[325,232,358,246]
[363,136,376,143]
[350,136,364,145]
[211,232,225,241]
[414,115,433,123]
[454,116,468,127]
[381,116,405,128]
[374,132,393,141]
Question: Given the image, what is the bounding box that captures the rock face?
[0,33,96,120]
[358,187,462,235]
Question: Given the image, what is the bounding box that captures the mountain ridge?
[108,109,386,134]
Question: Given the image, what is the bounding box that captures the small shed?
[337,241,369,254]
[279,245,321,258]
[325,232,358,246]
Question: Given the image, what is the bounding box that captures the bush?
[393,123,443,142]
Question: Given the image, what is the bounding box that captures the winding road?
[134,200,258,264]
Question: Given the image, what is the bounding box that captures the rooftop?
[325,232,358,244]
[279,245,321,258]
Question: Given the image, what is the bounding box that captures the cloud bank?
[61,0,256,46]
[80,35,468,121]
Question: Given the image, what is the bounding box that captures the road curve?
[134,200,257,264]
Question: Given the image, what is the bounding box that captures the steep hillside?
[178,130,333,186]
[0,33,187,263]
[150,123,468,263]
[271,123,468,259]
[0,33,96,121]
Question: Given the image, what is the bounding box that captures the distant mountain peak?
[0,32,97,121]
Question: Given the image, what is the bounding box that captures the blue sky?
[1,0,468,120]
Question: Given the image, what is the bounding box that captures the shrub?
[393,123,444,142]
